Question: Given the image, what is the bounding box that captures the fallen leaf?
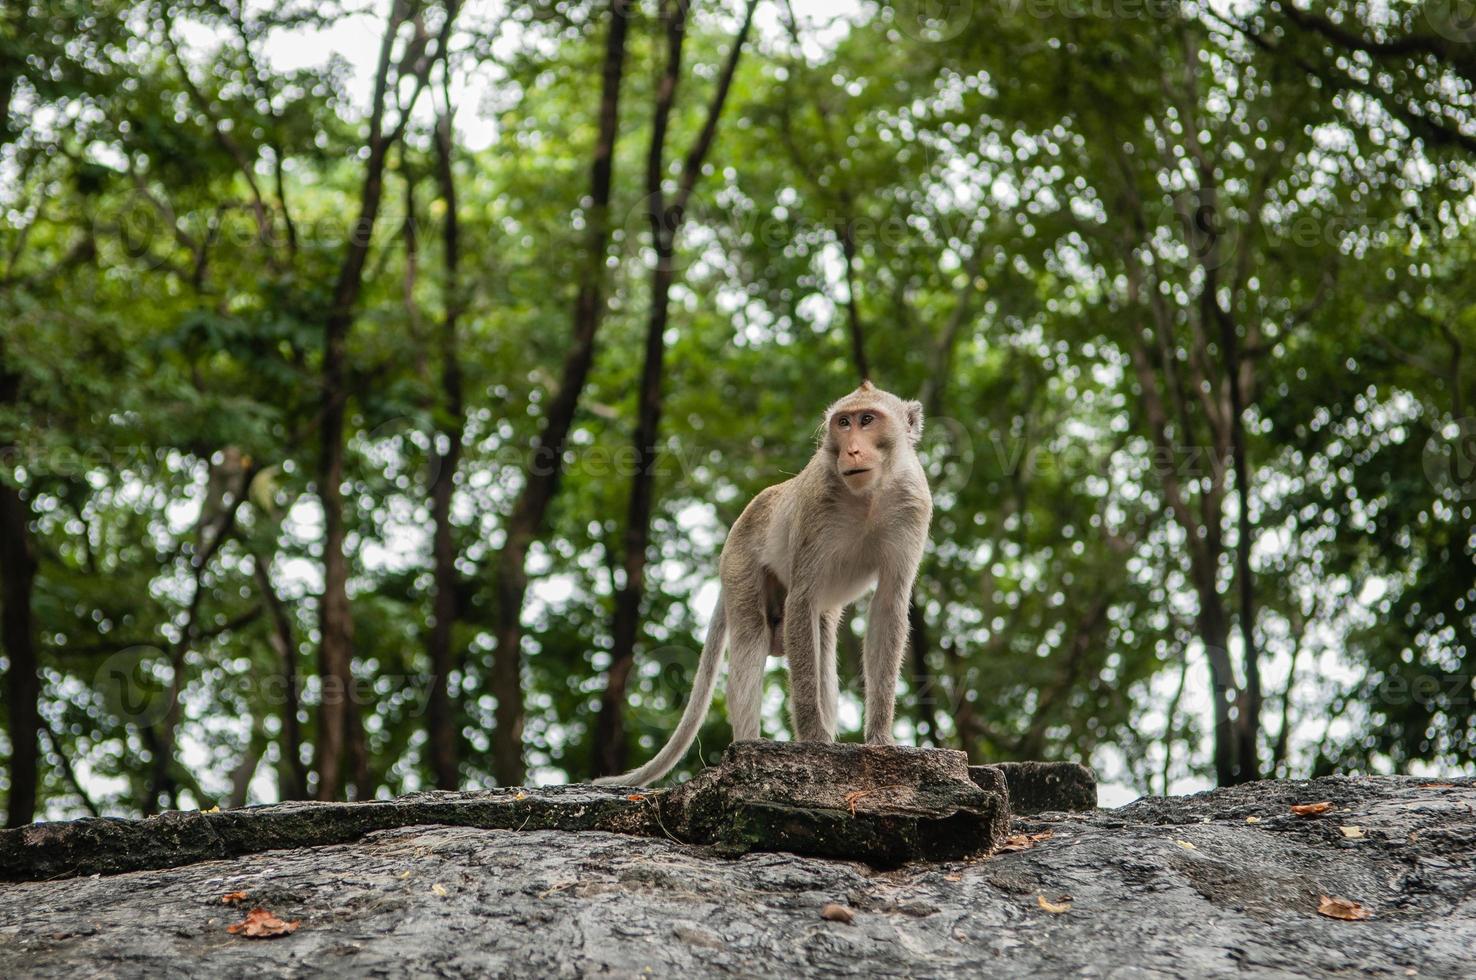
[1175,840,1197,851]
[431,883,448,898]
[944,874,962,882]
[1291,801,1333,816]
[842,789,872,815]
[998,831,1055,853]
[1245,816,1262,825]
[1317,895,1372,921]
[626,793,646,802]
[203,805,221,814]
[1418,782,1454,789]
[1339,825,1366,839]
[398,870,412,879]
[1037,894,1072,914]
[514,790,527,801]
[820,903,855,923]
[226,908,300,939]
[220,891,249,905]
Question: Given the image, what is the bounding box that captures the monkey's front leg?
[783,591,830,742]
[862,575,913,744]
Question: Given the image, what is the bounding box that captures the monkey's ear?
[905,401,924,444]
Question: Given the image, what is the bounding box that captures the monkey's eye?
[859,413,875,426]
[837,417,850,428]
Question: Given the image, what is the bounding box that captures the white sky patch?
[165,0,869,157]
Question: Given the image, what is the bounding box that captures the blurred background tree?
[2,0,1473,823]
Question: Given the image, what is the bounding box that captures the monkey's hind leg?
[725,583,770,743]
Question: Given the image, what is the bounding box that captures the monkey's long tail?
[592,599,728,787]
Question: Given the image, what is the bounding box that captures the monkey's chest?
[816,532,887,608]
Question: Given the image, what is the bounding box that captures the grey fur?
[595,382,933,786]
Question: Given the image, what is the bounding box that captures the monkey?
[596,381,932,786]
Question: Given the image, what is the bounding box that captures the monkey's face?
[829,407,894,493]
[822,383,926,494]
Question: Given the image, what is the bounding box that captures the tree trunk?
[905,250,982,753]
[1,358,39,828]
[228,720,267,809]
[315,3,421,801]
[838,218,870,380]
[1218,309,1261,784]
[1194,581,1241,788]
[908,601,939,747]
[489,0,632,787]
[592,0,688,780]
[316,313,356,801]
[594,248,677,776]
[942,638,982,763]
[592,0,758,778]
[426,108,465,791]
[251,552,307,800]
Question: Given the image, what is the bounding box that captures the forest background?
[2,0,1474,824]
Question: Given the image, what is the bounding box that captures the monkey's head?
[822,380,924,494]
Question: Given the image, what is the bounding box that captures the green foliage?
[1,0,1473,818]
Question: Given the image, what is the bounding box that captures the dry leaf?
[1418,782,1454,789]
[842,789,872,815]
[398,870,412,879]
[820,903,855,924]
[203,805,221,814]
[220,891,249,905]
[1037,894,1072,914]
[626,793,645,802]
[1175,840,1197,851]
[998,831,1055,853]
[1245,816,1262,825]
[1290,801,1333,816]
[514,790,527,801]
[226,907,300,939]
[1339,825,1366,839]
[944,874,962,882]
[1317,895,1371,921]
[431,883,449,897]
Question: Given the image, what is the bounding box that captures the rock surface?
[0,784,661,882]
[2,775,1473,977]
[972,761,1098,815]
[0,743,1012,880]
[667,741,1011,864]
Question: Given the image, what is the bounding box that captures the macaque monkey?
[597,381,932,786]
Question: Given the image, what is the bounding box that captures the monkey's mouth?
[842,467,871,477]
